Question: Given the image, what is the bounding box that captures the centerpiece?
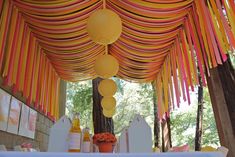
[93,132,117,153]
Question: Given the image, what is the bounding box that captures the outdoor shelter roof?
[1,0,234,118]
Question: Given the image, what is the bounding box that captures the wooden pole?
[161,117,172,152]
[58,80,67,118]
[207,62,235,157]
[152,82,160,148]
[195,74,203,151]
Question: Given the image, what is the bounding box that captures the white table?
[0,152,224,157]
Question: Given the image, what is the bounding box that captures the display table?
[0,152,225,157]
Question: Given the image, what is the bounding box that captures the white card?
[0,89,11,131]
[7,97,22,134]
[128,114,152,153]
[48,115,71,152]
[28,109,37,139]
[18,104,30,137]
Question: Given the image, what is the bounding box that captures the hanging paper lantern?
[87,9,122,45]
[103,108,115,118]
[101,96,116,110]
[94,54,119,78]
[98,79,117,96]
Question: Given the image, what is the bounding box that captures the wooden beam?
[152,82,161,148]
[161,117,172,152]
[207,67,235,157]
[195,75,203,151]
[58,80,67,118]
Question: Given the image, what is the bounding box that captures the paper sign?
[118,127,128,153]
[128,115,152,153]
[18,104,30,137]
[48,115,71,152]
[0,89,11,131]
[28,108,37,139]
[7,97,22,134]
[118,114,152,153]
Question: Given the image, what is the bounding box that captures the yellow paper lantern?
[87,9,122,45]
[94,54,119,78]
[101,96,116,110]
[98,79,117,96]
[103,108,115,118]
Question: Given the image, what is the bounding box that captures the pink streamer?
[171,49,180,107]
[5,13,22,86]
[216,0,235,49]
[180,29,194,91]
[175,40,186,102]
[35,52,43,109]
[176,38,191,105]
[191,6,211,75]
[188,18,207,87]
[199,0,223,64]
[0,1,12,71]
[185,20,200,83]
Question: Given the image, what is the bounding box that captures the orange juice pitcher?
[82,127,91,153]
[68,113,82,152]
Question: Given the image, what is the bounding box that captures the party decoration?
[93,132,117,152]
[94,54,119,78]
[103,108,115,118]
[98,79,117,96]
[101,96,116,110]
[87,9,122,45]
[0,0,234,120]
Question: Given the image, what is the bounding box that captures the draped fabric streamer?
[0,0,234,120]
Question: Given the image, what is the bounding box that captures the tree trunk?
[151,82,161,148]
[161,117,172,152]
[92,77,114,134]
[206,57,235,157]
[217,58,235,133]
[167,117,172,148]
[195,74,203,151]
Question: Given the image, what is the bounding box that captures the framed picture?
[7,97,22,134]
[18,104,30,137]
[0,89,11,131]
[28,108,37,139]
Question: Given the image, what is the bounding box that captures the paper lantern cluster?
[99,77,117,117]
[95,56,119,118]
[95,62,118,118]
[87,8,122,118]
[95,57,118,117]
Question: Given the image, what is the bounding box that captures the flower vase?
[98,142,113,153]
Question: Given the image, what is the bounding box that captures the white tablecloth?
[0,152,224,157]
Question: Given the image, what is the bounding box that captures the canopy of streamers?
[0,0,234,119]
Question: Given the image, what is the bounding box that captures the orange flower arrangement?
[93,132,117,144]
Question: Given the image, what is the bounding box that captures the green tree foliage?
[170,87,220,149]
[229,50,235,68]
[66,79,219,149]
[170,105,197,148]
[66,81,93,130]
[66,79,154,135]
[113,81,154,135]
[201,88,220,146]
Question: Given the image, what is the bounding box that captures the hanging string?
[103,0,107,55]
[105,45,108,55]
[103,0,106,9]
